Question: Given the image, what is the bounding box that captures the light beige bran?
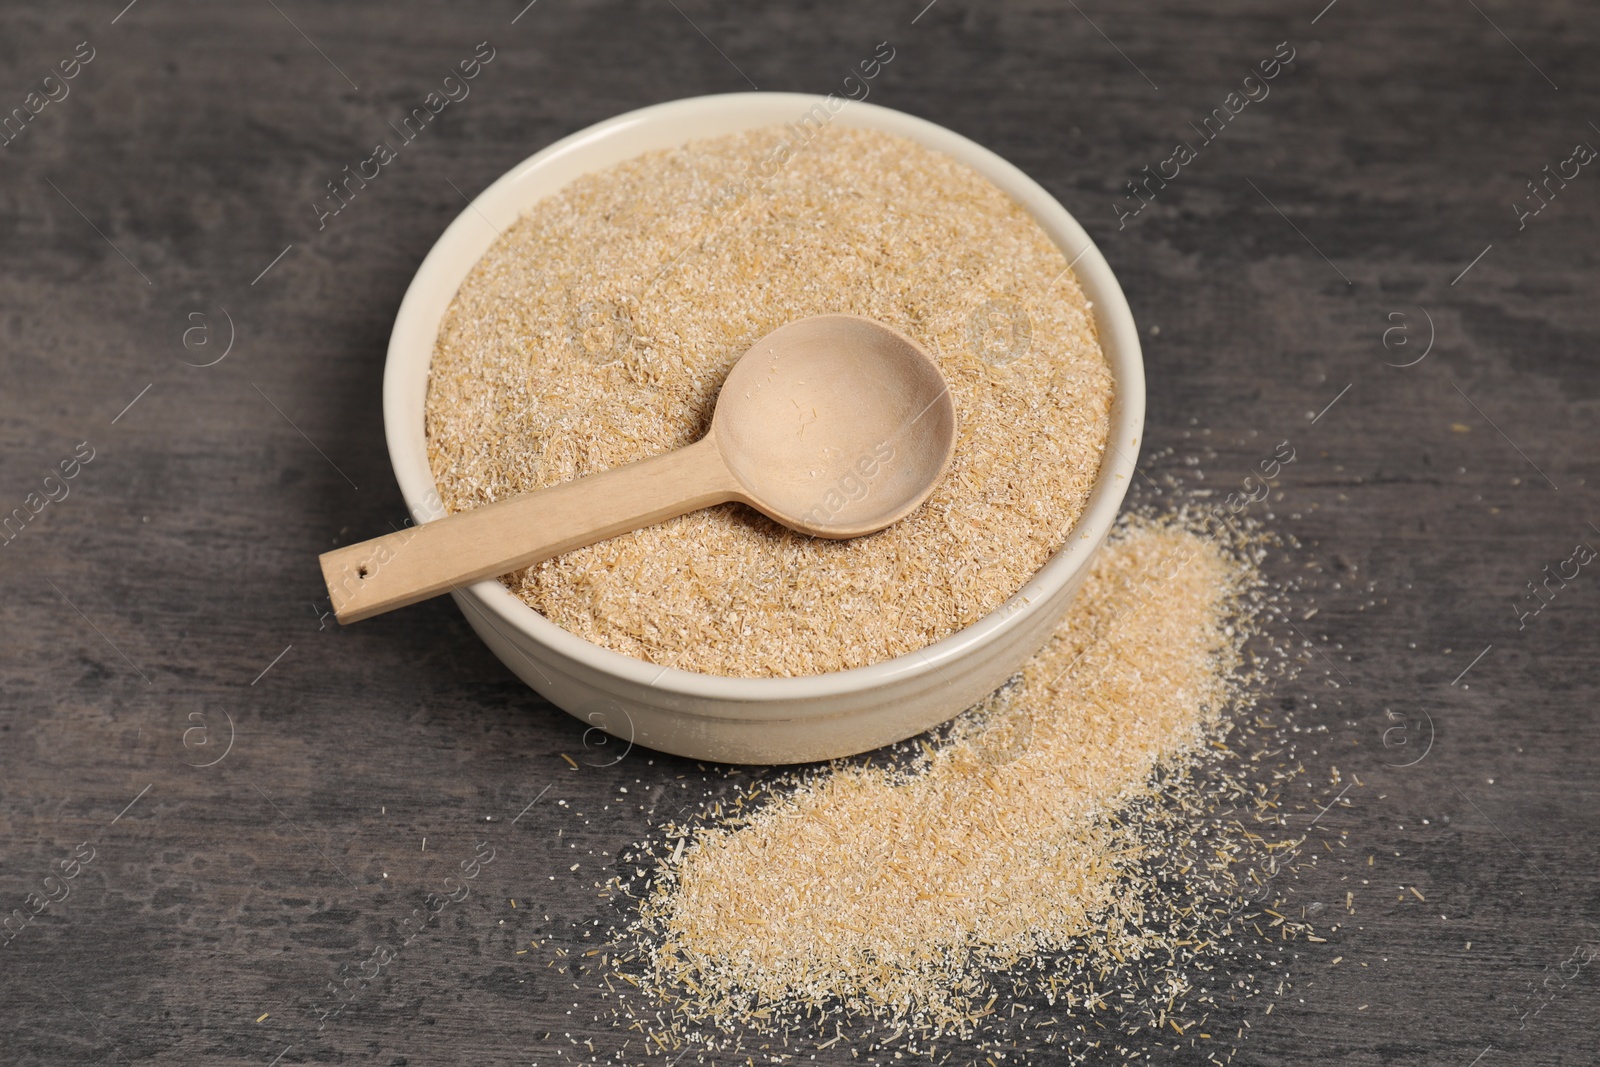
[626,520,1251,1032]
[425,123,1112,678]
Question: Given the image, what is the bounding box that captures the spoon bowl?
[321,314,955,623]
[715,315,955,538]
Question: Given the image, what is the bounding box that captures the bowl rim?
[383,91,1144,706]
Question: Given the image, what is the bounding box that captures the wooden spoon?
[320,314,957,624]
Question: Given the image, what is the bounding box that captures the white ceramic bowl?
[383,92,1144,765]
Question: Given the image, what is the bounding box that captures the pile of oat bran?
[621,520,1253,1036]
[425,124,1112,677]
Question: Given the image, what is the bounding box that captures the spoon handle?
[319,437,741,623]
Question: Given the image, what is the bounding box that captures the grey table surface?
[2,1,1598,1064]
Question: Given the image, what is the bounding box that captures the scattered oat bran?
[624,520,1256,1034]
[547,496,1354,1063]
[425,123,1112,677]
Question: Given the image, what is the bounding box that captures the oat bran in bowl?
[386,93,1144,764]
